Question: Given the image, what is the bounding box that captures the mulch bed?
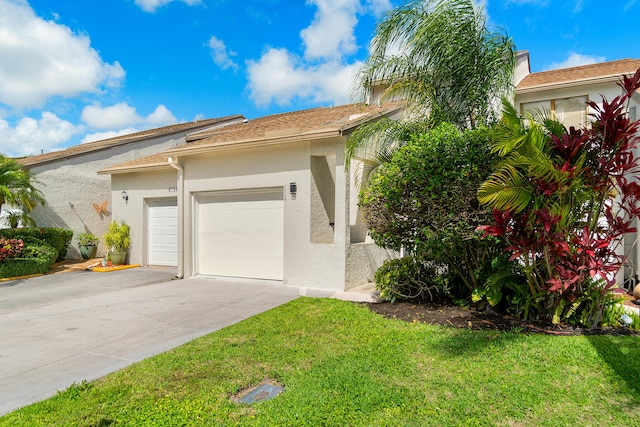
[361,300,639,336]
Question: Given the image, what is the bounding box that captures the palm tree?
[0,155,46,225]
[347,0,515,167]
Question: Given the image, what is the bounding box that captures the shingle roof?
[177,102,404,150]
[99,102,404,175]
[517,58,640,90]
[17,115,244,167]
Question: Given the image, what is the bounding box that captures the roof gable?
[18,115,245,167]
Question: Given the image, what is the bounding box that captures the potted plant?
[77,231,99,260]
[104,220,130,265]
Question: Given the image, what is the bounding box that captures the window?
[521,95,588,129]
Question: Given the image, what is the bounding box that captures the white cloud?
[0,0,125,110]
[247,48,361,107]
[544,53,606,71]
[365,0,392,15]
[301,0,360,60]
[81,103,142,129]
[246,0,393,108]
[134,0,201,13]
[81,102,177,130]
[0,111,80,157]
[146,104,178,125]
[208,36,239,71]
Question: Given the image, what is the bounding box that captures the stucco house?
[513,52,640,288]
[17,116,245,258]
[98,103,403,291]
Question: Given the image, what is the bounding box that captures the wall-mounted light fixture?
[121,190,128,202]
[289,182,297,200]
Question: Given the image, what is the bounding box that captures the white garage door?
[195,188,284,280]
[148,199,178,266]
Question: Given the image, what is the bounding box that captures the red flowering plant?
[477,68,640,326]
[0,238,25,263]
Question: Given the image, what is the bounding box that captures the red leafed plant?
[0,238,25,262]
[477,68,640,326]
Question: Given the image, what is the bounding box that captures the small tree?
[346,0,515,172]
[360,123,507,297]
[0,155,46,224]
[477,69,640,326]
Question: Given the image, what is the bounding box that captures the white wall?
[109,136,393,291]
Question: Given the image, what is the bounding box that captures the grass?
[2,297,639,426]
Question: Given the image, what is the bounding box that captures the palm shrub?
[477,68,640,326]
[104,220,130,252]
[346,0,515,176]
[0,155,46,223]
[361,123,512,299]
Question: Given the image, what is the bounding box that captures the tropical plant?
[0,238,24,262]
[77,231,99,246]
[477,68,640,326]
[0,155,46,222]
[347,0,515,170]
[360,123,510,297]
[104,220,130,252]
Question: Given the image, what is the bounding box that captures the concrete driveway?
[0,268,302,415]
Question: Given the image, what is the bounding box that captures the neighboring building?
[17,116,245,258]
[99,103,403,291]
[513,53,640,287]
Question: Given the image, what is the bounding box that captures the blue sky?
[1,0,639,157]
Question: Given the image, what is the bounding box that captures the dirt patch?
[361,300,639,336]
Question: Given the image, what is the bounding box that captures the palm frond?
[478,164,532,213]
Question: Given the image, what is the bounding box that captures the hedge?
[0,237,58,278]
[0,228,72,261]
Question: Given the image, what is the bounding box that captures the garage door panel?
[203,255,282,279]
[200,211,283,234]
[198,232,283,256]
[148,199,178,267]
[196,189,283,280]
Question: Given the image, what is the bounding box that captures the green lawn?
[2,298,639,426]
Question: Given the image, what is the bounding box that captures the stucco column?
[168,156,184,279]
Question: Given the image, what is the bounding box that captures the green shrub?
[374,256,449,302]
[0,227,72,261]
[0,237,58,278]
[361,123,509,297]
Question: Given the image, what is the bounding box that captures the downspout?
[167,156,184,279]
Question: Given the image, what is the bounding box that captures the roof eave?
[98,163,171,175]
[167,129,343,156]
[517,74,624,94]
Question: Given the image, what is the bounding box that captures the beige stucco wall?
[28,135,185,259]
[111,170,178,265]
[109,136,392,291]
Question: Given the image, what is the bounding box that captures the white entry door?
[195,188,284,280]
[148,198,178,266]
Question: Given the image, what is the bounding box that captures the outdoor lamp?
[121,190,128,201]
